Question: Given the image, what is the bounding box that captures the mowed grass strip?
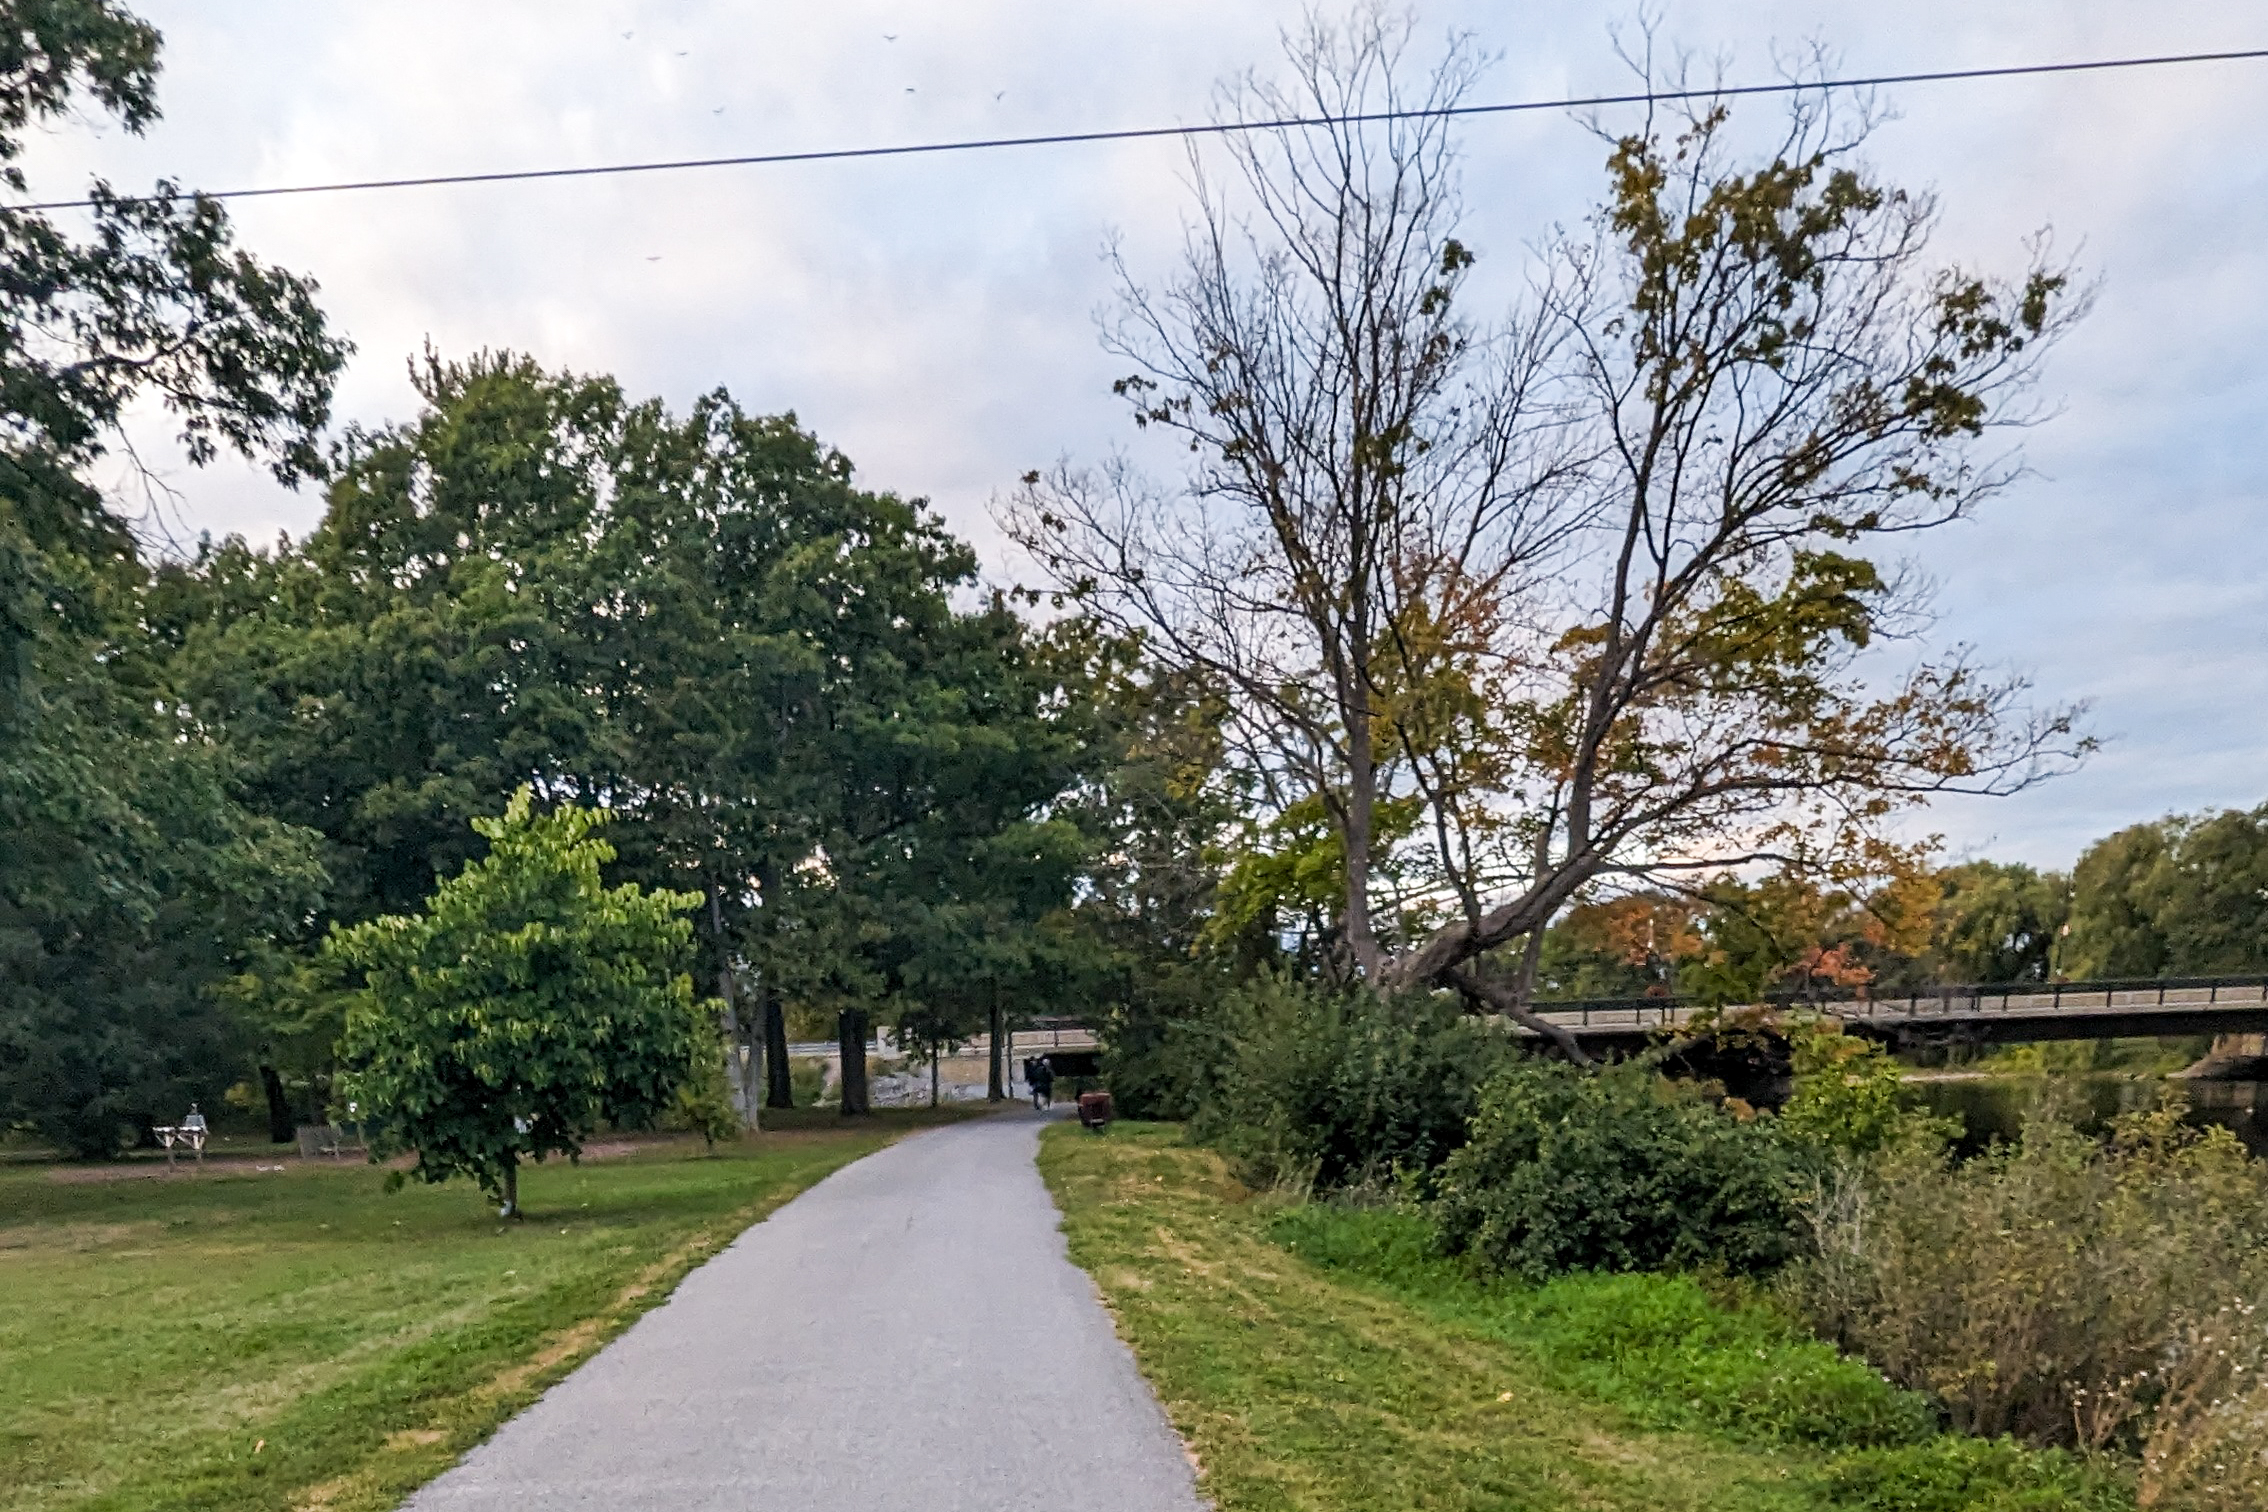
[1040,1123,2135,1512]
[1039,1122,1843,1512]
[0,1109,962,1512]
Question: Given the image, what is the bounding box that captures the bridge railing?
[1520,975,2268,1033]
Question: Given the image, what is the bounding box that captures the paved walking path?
[404,1110,1204,1511]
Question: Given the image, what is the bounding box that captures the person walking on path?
[402,1111,1200,1512]
[1028,1055,1055,1110]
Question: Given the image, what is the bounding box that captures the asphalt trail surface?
[404,1109,1203,1511]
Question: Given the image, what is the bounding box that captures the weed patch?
[1042,1123,2133,1512]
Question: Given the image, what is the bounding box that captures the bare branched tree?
[1006,7,2091,1055]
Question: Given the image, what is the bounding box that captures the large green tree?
[1927,861,2070,985]
[167,354,1094,1117]
[0,0,346,1154]
[767,579,1089,1112]
[2066,807,2268,979]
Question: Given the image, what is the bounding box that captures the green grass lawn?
[1039,1122,2130,1512]
[0,1109,961,1512]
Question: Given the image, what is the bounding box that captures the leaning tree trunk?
[258,1063,294,1144]
[837,1009,870,1116]
[988,996,1006,1102]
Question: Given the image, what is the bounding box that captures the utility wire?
[15,45,2268,213]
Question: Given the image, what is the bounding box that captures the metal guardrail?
[1523,975,2268,1034]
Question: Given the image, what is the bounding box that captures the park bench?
[150,1105,207,1167]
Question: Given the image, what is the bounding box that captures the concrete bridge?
[1520,976,2268,1051]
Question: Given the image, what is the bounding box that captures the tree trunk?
[258,1063,294,1144]
[930,1051,940,1109]
[709,891,759,1132]
[1512,928,1545,1011]
[744,1016,764,1127]
[764,987,794,1107]
[1341,671,1385,978]
[755,859,795,1109]
[500,1157,520,1220]
[837,1009,870,1116]
[988,996,1005,1101]
[719,998,753,1131]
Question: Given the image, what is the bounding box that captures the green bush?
[1781,1020,1949,1156]
[1816,1438,2130,1512]
[665,1023,743,1149]
[1181,973,1512,1193]
[1273,1205,1934,1449]
[1094,980,1216,1121]
[1271,1204,2124,1507]
[1431,1057,1805,1278]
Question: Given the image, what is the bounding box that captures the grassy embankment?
[1040,1122,2131,1512]
[0,1108,962,1512]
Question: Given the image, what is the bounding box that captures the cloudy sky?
[20,0,2266,870]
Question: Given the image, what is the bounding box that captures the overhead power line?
[14,45,2268,213]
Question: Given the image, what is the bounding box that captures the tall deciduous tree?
[1010,10,2087,1053]
[2066,807,2268,980]
[169,354,1093,1117]
[0,0,345,1152]
[333,790,705,1217]
[1927,861,2070,985]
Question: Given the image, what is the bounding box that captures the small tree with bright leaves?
[333,788,706,1216]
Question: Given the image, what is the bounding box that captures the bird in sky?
[995,90,1006,101]
[883,33,898,41]
[645,255,662,262]
[621,30,632,39]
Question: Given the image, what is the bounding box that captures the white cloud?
[21,0,2266,867]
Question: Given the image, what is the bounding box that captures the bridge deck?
[1522,978,2268,1046]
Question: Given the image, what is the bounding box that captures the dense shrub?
[1431,1057,1807,1278]
[1096,990,1212,1122]
[1180,973,1512,1193]
[1780,1020,1945,1156]
[1269,1204,2125,1508]
[1787,1090,2268,1491]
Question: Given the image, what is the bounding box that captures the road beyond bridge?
[1518,976,2268,1050]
